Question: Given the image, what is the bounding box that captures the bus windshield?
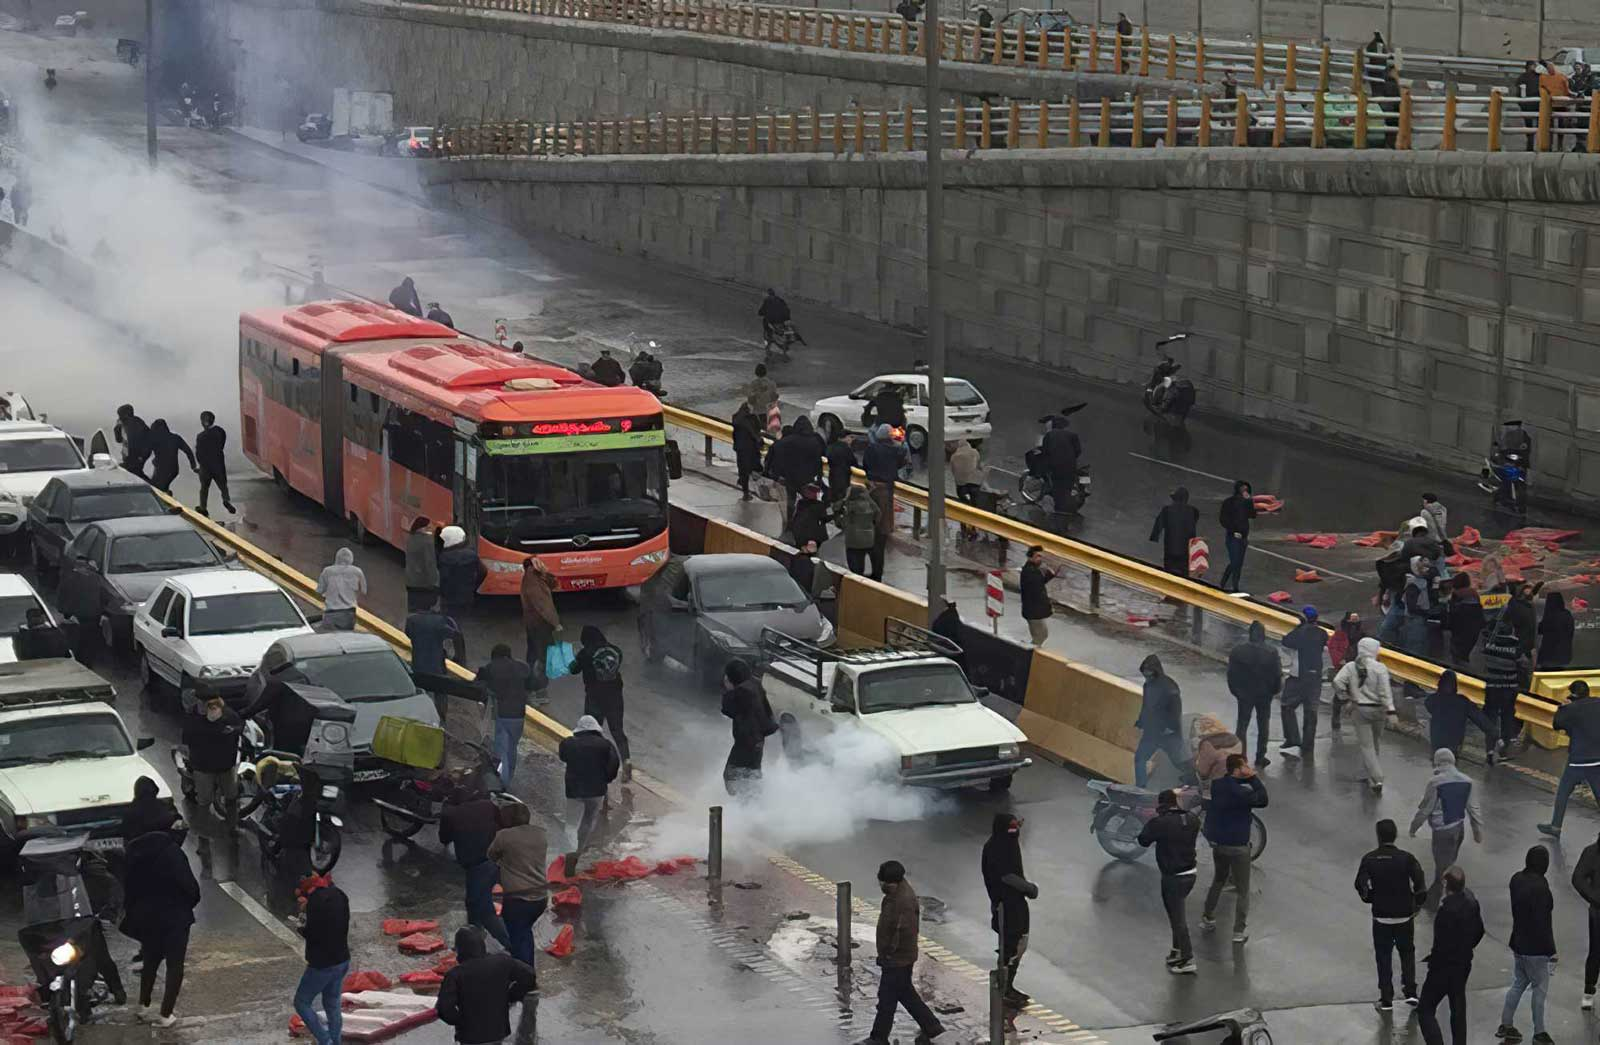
[476,446,667,545]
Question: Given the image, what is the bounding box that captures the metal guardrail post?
[912,504,924,538]
[703,433,714,465]
[1090,568,1101,609]
[708,805,723,883]
[1590,91,1600,154]
[1191,605,1203,644]
[835,881,851,968]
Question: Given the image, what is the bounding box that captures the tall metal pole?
[923,0,947,622]
[144,0,157,166]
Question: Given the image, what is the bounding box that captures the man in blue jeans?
[476,643,533,785]
[1134,655,1196,788]
[1540,680,1600,839]
[294,873,350,1045]
[440,790,510,948]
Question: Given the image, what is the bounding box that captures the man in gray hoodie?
[315,548,367,631]
[1409,748,1483,897]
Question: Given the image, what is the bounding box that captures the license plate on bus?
[562,575,607,591]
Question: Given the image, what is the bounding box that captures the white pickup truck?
[761,627,1030,791]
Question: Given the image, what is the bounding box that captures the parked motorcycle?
[1144,333,1196,422]
[172,718,268,820]
[1087,780,1266,863]
[247,756,344,873]
[373,737,524,841]
[1018,448,1091,513]
[1478,451,1529,514]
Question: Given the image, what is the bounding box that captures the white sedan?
[132,568,314,709]
[810,373,992,452]
[0,573,58,663]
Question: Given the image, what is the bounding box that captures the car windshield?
[108,531,217,573]
[188,591,303,636]
[857,663,976,713]
[0,437,83,473]
[695,568,809,611]
[946,380,984,407]
[0,594,43,636]
[293,649,417,701]
[0,713,133,766]
[70,486,166,522]
[477,446,667,544]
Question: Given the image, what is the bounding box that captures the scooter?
[1478,451,1529,514]
[373,738,525,841]
[246,757,344,873]
[1144,333,1196,421]
[1087,780,1266,863]
[16,833,103,1043]
[1018,449,1091,514]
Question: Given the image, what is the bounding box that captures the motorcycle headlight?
[900,753,936,771]
[998,742,1020,760]
[630,549,669,567]
[50,942,79,967]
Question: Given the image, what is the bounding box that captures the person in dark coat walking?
[1538,592,1575,671]
[1134,654,1192,788]
[1355,819,1427,1012]
[982,814,1039,1005]
[557,715,619,874]
[1228,620,1282,767]
[721,659,775,796]
[766,415,824,528]
[120,775,179,843]
[437,526,485,612]
[1572,830,1600,1008]
[1481,616,1525,758]
[1425,670,1498,762]
[435,926,537,1045]
[1201,755,1267,943]
[1020,545,1058,646]
[1444,575,1484,666]
[1138,789,1202,974]
[824,429,855,503]
[571,625,630,781]
[731,403,765,500]
[404,517,439,612]
[114,404,151,478]
[790,483,830,549]
[1150,487,1199,576]
[476,643,533,784]
[193,411,235,515]
[146,419,197,494]
[1540,680,1600,838]
[856,860,945,1045]
[1217,480,1256,592]
[404,598,466,681]
[293,873,350,1045]
[1416,866,1485,1045]
[121,821,200,1027]
[439,788,510,949]
[1497,845,1556,1043]
[388,276,422,317]
[1278,607,1327,759]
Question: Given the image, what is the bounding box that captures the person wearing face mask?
[181,695,243,828]
[982,815,1039,1008]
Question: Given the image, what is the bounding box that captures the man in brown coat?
[520,558,561,699]
[856,860,945,1045]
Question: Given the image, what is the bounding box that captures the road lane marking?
[1126,451,1236,485]
[218,880,303,951]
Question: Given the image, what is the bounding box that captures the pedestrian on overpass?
[1200,754,1267,945]
[855,860,946,1045]
[405,517,440,612]
[1354,818,1426,1013]
[519,557,561,699]
[194,411,235,516]
[1409,748,1483,898]
[1497,845,1557,1044]
[1227,621,1282,768]
[1416,866,1484,1045]
[476,643,534,784]
[1216,480,1256,593]
[571,625,630,784]
[1539,680,1600,840]
[1333,637,1395,792]
[315,547,366,631]
[1279,607,1327,760]
[1020,545,1058,646]
[1138,790,1201,975]
[1149,487,1199,578]
[1134,654,1191,789]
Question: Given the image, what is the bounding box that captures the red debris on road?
[1267,591,1292,603]
[545,924,575,958]
[1353,531,1397,548]
[1504,527,1581,544]
[381,918,439,937]
[1294,569,1323,583]
[397,932,445,955]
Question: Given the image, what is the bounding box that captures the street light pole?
[923,0,947,623]
[144,0,157,166]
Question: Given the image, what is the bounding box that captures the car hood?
[855,701,1026,755]
[107,571,178,606]
[349,691,439,751]
[702,604,824,646]
[0,472,70,502]
[0,754,169,817]
[187,627,312,669]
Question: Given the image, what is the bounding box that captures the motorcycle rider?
[1489,419,1533,501]
[589,349,625,387]
[757,288,791,345]
[1039,415,1082,505]
[629,350,664,393]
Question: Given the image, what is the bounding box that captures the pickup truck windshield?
[0,713,133,765]
[189,591,303,636]
[696,570,808,611]
[858,663,975,713]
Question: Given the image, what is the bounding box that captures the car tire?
[779,716,804,764]
[818,414,842,442]
[988,773,1014,793]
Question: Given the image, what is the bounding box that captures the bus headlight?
[630,549,668,567]
[483,560,522,574]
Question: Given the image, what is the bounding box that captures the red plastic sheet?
[1288,534,1338,549]
[1294,569,1323,583]
[382,919,439,937]
[1267,591,1292,603]
[1576,598,1592,612]
[654,857,698,875]
[1504,527,1581,544]
[431,952,458,975]
[1454,526,1482,547]
[397,970,444,987]
[1353,531,1397,548]
[551,886,583,909]
[1252,494,1284,513]
[545,924,575,958]
[344,971,392,993]
[397,933,445,955]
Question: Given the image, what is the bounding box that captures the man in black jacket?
[1149,487,1199,577]
[181,695,242,827]
[1573,831,1600,1009]
[194,411,235,515]
[1541,679,1600,839]
[1039,416,1081,502]
[476,644,532,785]
[1138,790,1201,974]
[293,873,350,1045]
[1497,845,1556,1043]
[1279,607,1327,759]
[1228,621,1283,768]
[1217,479,1256,593]
[436,926,537,1045]
[766,416,824,528]
[981,814,1039,1006]
[122,823,200,1026]
[1019,546,1057,646]
[1417,866,1485,1045]
[824,431,855,503]
[1134,654,1192,788]
[440,789,510,949]
[570,625,630,782]
[558,715,619,874]
[1354,819,1427,1012]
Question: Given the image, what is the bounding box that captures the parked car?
[0,420,89,554]
[0,573,58,664]
[637,553,833,688]
[132,569,315,709]
[1281,93,1388,148]
[241,632,439,781]
[382,126,434,157]
[57,515,234,658]
[994,8,1080,63]
[810,373,992,452]
[1548,46,1595,78]
[26,469,167,582]
[297,113,333,142]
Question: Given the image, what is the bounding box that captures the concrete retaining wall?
[427,149,1600,503]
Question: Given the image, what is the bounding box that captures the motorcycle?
[1087,780,1266,863]
[763,320,805,361]
[1144,333,1196,422]
[246,756,344,873]
[1018,448,1091,513]
[172,718,268,820]
[373,737,525,841]
[1478,451,1529,514]
[1153,1009,1272,1044]
[16,833,104,1042]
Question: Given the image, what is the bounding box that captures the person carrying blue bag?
[571,625,630,783]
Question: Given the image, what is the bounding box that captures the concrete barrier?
[1016,650,1143,783]
[702,516,781,556]
[834,572,925,647]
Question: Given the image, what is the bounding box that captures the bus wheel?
[349,514,369,545]
[272,468,290,493]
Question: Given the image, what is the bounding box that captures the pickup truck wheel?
[988,773,1014,793]
[779,716,804,764]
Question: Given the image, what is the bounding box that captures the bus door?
[452,436,478,544]
[320,352,346,521]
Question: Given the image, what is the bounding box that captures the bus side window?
[387,407,427,475]
[421,420,453,487]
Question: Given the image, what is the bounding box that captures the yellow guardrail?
[660,404,1561,730]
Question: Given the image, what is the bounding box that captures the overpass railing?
[436,89,1600,156]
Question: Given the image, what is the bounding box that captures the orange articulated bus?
[238,300,670,594]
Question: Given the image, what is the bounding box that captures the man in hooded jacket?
[1409,748,1484,897]
[1334,637,1396,791]
[1134,655,1192,788]
[315,547,366,631]
[571,625,629,782]
[1228,621,1283,767]
[731,404,765,500]
[1150,487,1199,576]
[1138,790,1202,974]
[557,716,618,874]
[721,659,775,796]
[1425,670,1498,761]
[1539,679,1600,839]
[519,558,561,697]
[435,926,537,1045]
[122,815,199,1026]
[114,404,151,477]
[982,815,1039,1006]
[1571,829,1600,1008]
[437,526,485,612]
[1217,480,1256,592]
[766,416,824,528]
[1279,607,1327,759]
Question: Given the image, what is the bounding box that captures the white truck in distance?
[760,627,1030,791]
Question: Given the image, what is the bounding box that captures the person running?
[1200,754,1267,944]
[1279,606,1327,759]
[1333,637,1396,792]
[1572,829,1600,1009]
[519,557,561,700]
[557,715,619,874]
[981,814,1038,1006]
[855,860,945,1045]
[487,802,547,968]
[193,411,235,515]
[1416,867,1485,1045]
[292,873,350,1045]
[1217,480,1256,592]
[476,643,533,784]
[1497,846,1556,1044]
[1355,819,1426,1013]
[1409,748,1483,897]
[122,816,199,1027]
[1139,789,1201,975]
[435,926,537,1045]
[146,419,197,494]
[114,404,152,478]
[314,547,366,631]
[439,788,510,948]
[1228,620,1283,768]
[1134,655,1191,788]
[571,625,630,783]
[1539,679,1600,839]
[404,517,439,612]
[1425,670,1498,763]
